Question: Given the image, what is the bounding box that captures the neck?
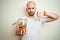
[27,15,35,18]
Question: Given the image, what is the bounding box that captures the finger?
[20,30,23,34]
[22,29,26,34]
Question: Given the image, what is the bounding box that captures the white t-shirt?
[18,16,47,40]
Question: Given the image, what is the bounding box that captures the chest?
[26,19,42,34]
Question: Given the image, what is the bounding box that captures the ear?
[35,7,37,9]
[26,8,27,11]
[35,8,37,11]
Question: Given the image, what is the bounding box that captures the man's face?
[26,3,36,16]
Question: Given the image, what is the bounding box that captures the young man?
[16,1,59,40]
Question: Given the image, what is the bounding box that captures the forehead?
[27,2,36,8]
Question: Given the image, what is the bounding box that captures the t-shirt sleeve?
[40,16,47,24]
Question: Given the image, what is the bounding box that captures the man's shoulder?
[21,16,27,19]
[18,16,28,21]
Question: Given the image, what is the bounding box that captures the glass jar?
[17,18,27,36]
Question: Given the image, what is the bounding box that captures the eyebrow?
[27,7,35,9]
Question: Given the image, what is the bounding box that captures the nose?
[30,9,33,12]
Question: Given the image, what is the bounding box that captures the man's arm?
[46,12,59,22]
[37,11,59,22]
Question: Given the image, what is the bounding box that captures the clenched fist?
[37,11,46,18]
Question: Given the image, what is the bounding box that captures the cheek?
[26,10,29,13]
[27,9,30,12]
[33,9,36,12]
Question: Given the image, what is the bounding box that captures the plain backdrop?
[0,0,60,40]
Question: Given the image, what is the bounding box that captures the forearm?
[46,12,58,19]
[46,12,59,22]
[37,11,59,22]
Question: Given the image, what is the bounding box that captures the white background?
[0,0,60,40]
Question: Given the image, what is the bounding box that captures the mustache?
[28,12,35,16]
[30,11,33,13]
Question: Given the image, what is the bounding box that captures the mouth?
[29,12,35,16]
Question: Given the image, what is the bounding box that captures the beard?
[28,12,35,16]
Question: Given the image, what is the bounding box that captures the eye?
[32,8,34,9]
[28,8,31,9]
